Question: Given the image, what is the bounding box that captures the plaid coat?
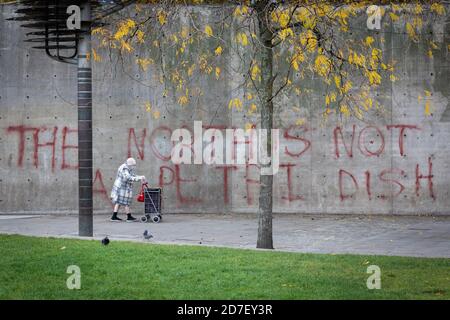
[110,163,142,206]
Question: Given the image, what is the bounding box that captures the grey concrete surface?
[0,214,449,258]
[1,4,450,216]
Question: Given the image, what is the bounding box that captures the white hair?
[126,158,136,166]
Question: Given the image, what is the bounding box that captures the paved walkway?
[0,214,449,258]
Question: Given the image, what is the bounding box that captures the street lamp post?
[77,1,93,237]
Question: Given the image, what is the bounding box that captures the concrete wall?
[1,4,450,215]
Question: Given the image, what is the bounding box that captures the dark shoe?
[126,215,137,222]
[110,215,123,222]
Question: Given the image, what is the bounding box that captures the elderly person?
[110,158,146,222]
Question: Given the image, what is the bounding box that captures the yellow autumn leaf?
[157,10,167,25]
[214,46,223,56]
[389,12,399,22]
[296,118,306,126]
[349,52,366,67]
[364,98,373,110]
[215,67,221,80]
[279,12,290,28]
[431,3,446,15]
[120,40,133,52]
[314,55,331,77]
[364,36,374,47]
[413,16,423,29]
[406,23,418,42]
[187,64,195,77]
[341,81,352,94]
[392,4,401,12]
[271,11,279,23]
[180,27,189,39]
[145,102,152,112]
[178,42,186,55]
[92,48,101,62]
[92,27,105,35]
[305,30,318,52]
[234,5,249,17]
[367,71,381,85]
[330,92,337,102]
[372,48,382,61]
[248,103,257,115]
[153,110,160,120]
[295,7,309,23]
[340,104,350,116]
[228,98,243,111]
[236,33,249,46]
[114,19,136,40]
[125,19,135,28]
[113,29,126,41]
[278,28,294,41]
[334,76,341,88]
[136,58,153,71]
[414,4,423,15]
[245,123,253,131]
[241,33,249,46]
[429,41,438,50]
[205,25,213,37]
[296,49,305,63]
[251,63,261,81]
[178,95,189,106]
[136,30,145,44]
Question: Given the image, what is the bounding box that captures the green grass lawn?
[0,234,448,299]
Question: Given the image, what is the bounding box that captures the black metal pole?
[78,1,93,236]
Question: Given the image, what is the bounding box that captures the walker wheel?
[140,216,148,223]
[152,215,161,223]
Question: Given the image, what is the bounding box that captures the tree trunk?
[256,3,274,249]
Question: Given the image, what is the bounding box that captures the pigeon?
[143,230,153,240]
[101,236,110,246]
